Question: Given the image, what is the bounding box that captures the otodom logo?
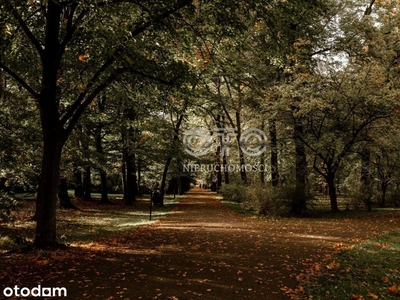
[183,127,267,157]
[3,285,67,298]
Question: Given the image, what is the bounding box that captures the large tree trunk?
[82,125,92,201]
[360,148,372,211]
[83,166,92,201]
[259,120,265,185]
[58,177,77,209]
[160,157,172,206]
[260,151,265,185]
[34,0,65,248]
[95,126,110,203]
[326,173,339,212]
[95,97,110,203]
[160,113,185,202]
[73,168,85,199]
[123,150,137,205]
[35,133,65,248]
[269,119,279,187]
[221,116,229,185]
[235,111,247,184]
[293,118,307,214]
[131,154,138,197]
[216,146,222,191]
[121,160,127,199]
[137,158,142,195]
[223,154,229,185]
[215,115,222,190]
[381,182,387,207]
[99,170,109,203]
[121,107,138,205]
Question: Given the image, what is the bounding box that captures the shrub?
[219,184,246,203]
[220,183,315,216]
[0,193,18,222]
[241,185,293,216]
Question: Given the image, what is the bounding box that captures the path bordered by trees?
[1,188,400,299]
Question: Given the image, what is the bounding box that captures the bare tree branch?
[0,62,39,98]
[5,0,44,58]
[60,0,192,127]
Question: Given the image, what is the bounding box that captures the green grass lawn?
[221,193,400,219]
[304,231,400,299]
[0,194,181,252]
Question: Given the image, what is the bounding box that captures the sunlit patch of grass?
[304,231,400,299]
[221,201,258,216]
[0,235,14,249]
[0,194,182,251]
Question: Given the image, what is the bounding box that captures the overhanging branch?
[5,0,44,58]
[60,0,191,127]
[0,62,39,98]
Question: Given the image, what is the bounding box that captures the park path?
[2,188,400,299]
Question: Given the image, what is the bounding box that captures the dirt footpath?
[1,188,400,299]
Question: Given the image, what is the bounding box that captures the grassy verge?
[220,193,400,219]
[0,194,181,252]
[221,200,258,216]
[304,231,400,299]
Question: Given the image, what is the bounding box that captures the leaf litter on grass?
[299,231,400,300]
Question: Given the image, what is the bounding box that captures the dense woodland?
[1,0,400,248]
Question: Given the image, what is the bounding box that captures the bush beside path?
[1,187,400,299]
